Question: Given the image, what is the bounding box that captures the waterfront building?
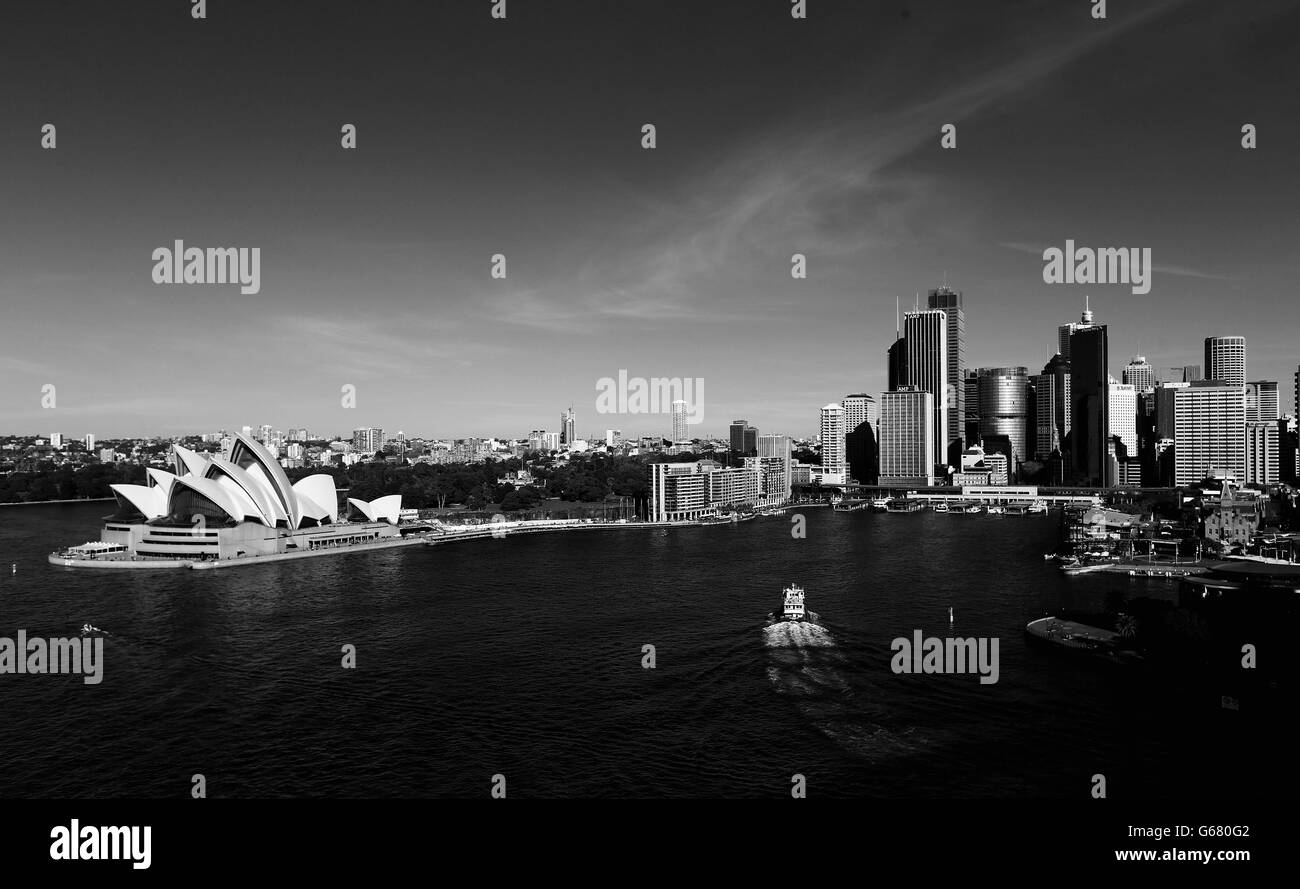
[879,388,934,486]
[927,286,966,460]
[1204,336,1246,387]
[842,393,879,484]
[648,460,766,522]
[1173,381,1246,485]
[758,434,793,501]
[72,432,404,562]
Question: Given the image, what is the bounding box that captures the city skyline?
[2,0,1299,439]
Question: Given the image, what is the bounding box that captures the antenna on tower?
[895,295,900,337]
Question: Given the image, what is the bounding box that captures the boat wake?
[763,621,931,762]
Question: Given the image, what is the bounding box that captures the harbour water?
[1,502,1293,798]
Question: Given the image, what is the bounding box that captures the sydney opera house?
[52,432,406,567]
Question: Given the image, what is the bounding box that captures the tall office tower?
[1295,366,1299,418]
[1204,336,1246,387]
[742,425,758,456]
[902,309,949,469]
[259,424,272,444]
[1030,372,1060,459]
[976,367,1029,474]
[842,394,879,484]
[1042,353,1072,446]
[1069,318,1109,486]
[83,433,95,451]
[879,388,935,486]
[729,420,748,454]
[1245,421,1279,485]
[671,401,688,443]
[1280,416,1299,485]
[1056,295,1097,364]
[1244,381,1280,422]
[887,336,908,392]
[963,368,980,446]
[560,407,576,445]
[1108,377,1138,466]
[819,404,847,477]
[1123,356,1156,391]
[1173,381,1246,485]
[841,394,878,433]
[1163,365,1203,384]
[927,286,965,459]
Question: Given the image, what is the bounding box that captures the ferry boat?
[870,497,892,511]
[987,505,1005,515]
[932,502,950,513]
[768,584,820,625]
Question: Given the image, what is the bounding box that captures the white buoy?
[949,606,954,624]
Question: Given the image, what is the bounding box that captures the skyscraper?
[83,433,95,451]
[819,404,847,478]
[1057,295,1096,364]
[902,308,949,470]
[1245,380,1279,422]
[1108,378,1138,485]
[1029,372,1060,459]
[561,407,576,445]
[840,394,878,433]
[927,286,965,461]
[976,367,1029,474]
[963,368,980,446]
[879,388,934,486]
[1204,336,1246,387]
[758,433,793,501]
[729,420,748,453]
[842,394,879,485]
[671,401,688,444]
[729,419,757,456]
[1173,381,1246,485]
[1245,421,1278,485]
[1068,308,1109,486]
[1123,355,1155,391]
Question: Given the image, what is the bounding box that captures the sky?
[1,0,1298,440]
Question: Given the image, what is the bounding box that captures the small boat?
[987,505,1005,515]
[933,502,950,513]
[964,504,983,514]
